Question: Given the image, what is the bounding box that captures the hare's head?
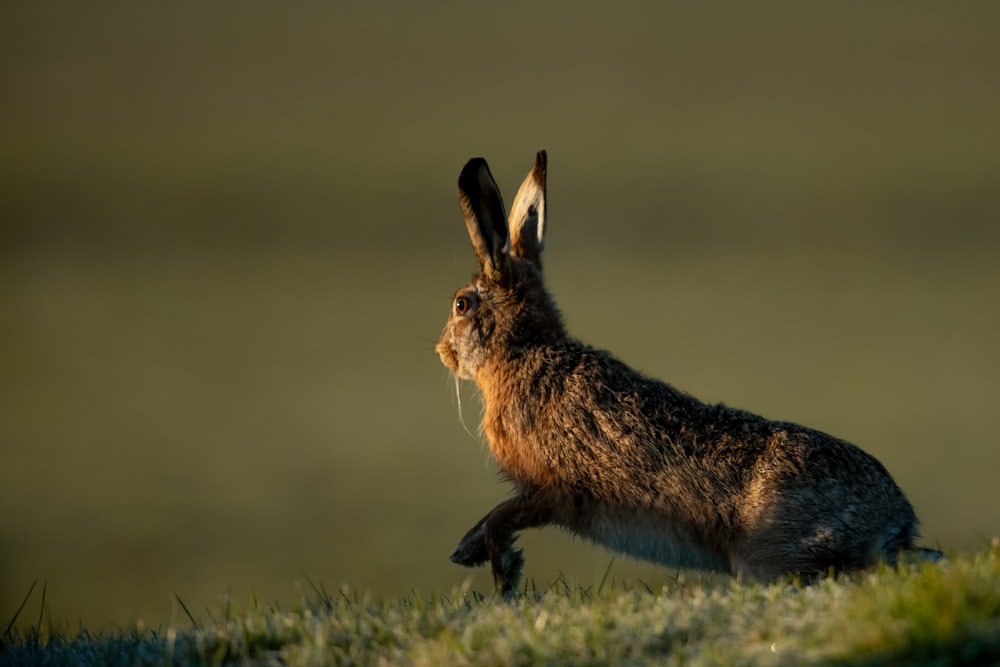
[437,151,565,381]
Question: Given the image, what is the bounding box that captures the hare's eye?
[455,296,470,316]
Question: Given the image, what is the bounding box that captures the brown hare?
[437,150,935,596]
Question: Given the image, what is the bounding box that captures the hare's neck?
[475,343,572,489]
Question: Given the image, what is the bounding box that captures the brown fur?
[437,151,933,596]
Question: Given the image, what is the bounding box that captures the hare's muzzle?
[436,336,459,374]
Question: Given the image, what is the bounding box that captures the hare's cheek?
[455,337,486,381]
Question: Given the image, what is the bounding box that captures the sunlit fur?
[437,151,933,596]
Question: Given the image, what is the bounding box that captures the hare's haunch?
[437,151,934,596]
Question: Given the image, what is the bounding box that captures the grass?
[4,543,999,666]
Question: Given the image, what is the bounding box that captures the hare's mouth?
[436,338,460,374]
[437,337,480,382]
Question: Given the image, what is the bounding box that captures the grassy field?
[2,2,999,632]
[4,545,1000,666]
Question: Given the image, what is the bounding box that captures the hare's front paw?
[496,546,525,599]
[450,522,488,567]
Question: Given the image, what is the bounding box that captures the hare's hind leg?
[449,494,555,598]
[734,513,922,581]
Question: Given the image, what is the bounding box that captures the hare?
[437,150,933,596]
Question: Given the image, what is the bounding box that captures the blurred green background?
[2,2,998,630]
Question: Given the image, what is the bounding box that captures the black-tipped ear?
[457,158,509,278]
[508,150,547,270]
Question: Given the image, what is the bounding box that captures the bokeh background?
[2,2,998,630]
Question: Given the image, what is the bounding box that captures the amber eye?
[455,296,470,315]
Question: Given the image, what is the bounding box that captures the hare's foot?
[494,545,525,599]
[449,519,523,596]
[450,520,488,567]
[450,495,554,595]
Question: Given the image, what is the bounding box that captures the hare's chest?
[483,417,560,489]
[585,512,731,573]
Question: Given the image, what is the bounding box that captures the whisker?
[455,374,475,438]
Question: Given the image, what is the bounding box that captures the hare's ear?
[508,150,547,270]
[457,158,509,279]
